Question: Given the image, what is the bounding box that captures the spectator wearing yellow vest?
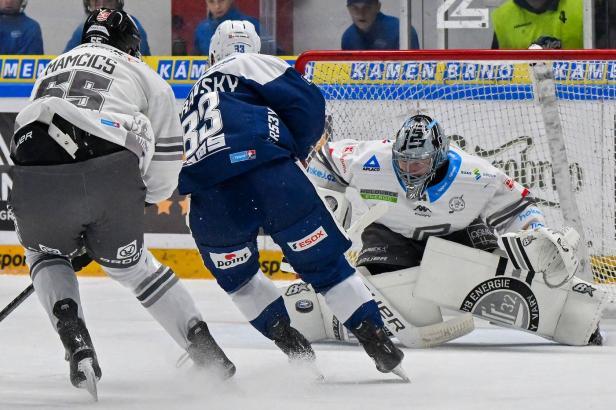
[491,0,583,49]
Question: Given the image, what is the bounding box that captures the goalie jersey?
[177,53,325,194]
[308,139,545,240]
[14,43,183,204]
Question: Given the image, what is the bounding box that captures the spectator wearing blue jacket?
[342,0,419,50]
[194,0,260,56]
[0,0,43,54]
[64,0,151,55]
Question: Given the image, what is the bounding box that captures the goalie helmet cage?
[295,49,616,309]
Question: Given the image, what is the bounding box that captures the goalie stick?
[361,274,475,348]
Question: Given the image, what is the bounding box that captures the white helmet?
[209,20,261,65]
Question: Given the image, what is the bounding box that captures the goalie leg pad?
[282,268,475,348]
[363,267,444,327]
[554,277,608,345]
[416,237,607,345]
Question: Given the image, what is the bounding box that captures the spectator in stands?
[491,0,583,49]
[595,0,616,48]
[194,0,260,56]
[341,0,419,50]
[64,0,151,55]
[0,0,43,54]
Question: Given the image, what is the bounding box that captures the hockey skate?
[269,317,316,361]
[268,317,323,380]
[53,299,101,401]
[351,319,409,382]
[187,321,236,380]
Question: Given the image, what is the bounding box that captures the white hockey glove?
[498,226,580,288]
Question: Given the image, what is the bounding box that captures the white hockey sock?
[230,269,281,321]
[323,272,372,324]
[27,250,84,328]
[104,250,202,349]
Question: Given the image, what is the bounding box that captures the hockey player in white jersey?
[8,9,234,400]
[283,114,607,348]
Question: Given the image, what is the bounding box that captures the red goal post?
[295,49,616,299]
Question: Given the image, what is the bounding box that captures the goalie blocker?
[415,236,608,345]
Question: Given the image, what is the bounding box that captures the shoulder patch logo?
[362,155,381,171]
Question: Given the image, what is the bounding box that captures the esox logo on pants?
[209,247,252,270]
[288,227,328,252]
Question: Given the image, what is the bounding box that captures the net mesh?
[299,52,616,299]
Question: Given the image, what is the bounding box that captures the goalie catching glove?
[498,226,580,288]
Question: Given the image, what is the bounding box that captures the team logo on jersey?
[413,204,432,217]
[461,277,539,332]
[288,227,328,251]
[229,150,256,164]
[362,155,381,171]
[209,248,252,270]
[448,195,465,213]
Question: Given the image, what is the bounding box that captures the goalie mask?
[81,8,141,57]
[209,20,261,65]
[392,114,448,200]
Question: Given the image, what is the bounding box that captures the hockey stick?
[346,202,389,243]
[361,275,474,348]
[0,283,34,323]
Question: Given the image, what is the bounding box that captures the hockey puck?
[295,299,313,313]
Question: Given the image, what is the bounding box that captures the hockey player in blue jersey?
[179,20,407,380]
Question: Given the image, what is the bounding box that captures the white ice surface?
[1,275,614,410]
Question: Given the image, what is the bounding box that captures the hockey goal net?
[296,49,616,305]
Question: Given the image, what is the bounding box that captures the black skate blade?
[77,358,99,401]
[391,364,410,383]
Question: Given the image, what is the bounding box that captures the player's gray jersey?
[308,139,545,241]
[14,43,183,204]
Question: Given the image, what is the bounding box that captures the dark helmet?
[392,114,449,200]
[81,8,141,57]
[82,0,124,14]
